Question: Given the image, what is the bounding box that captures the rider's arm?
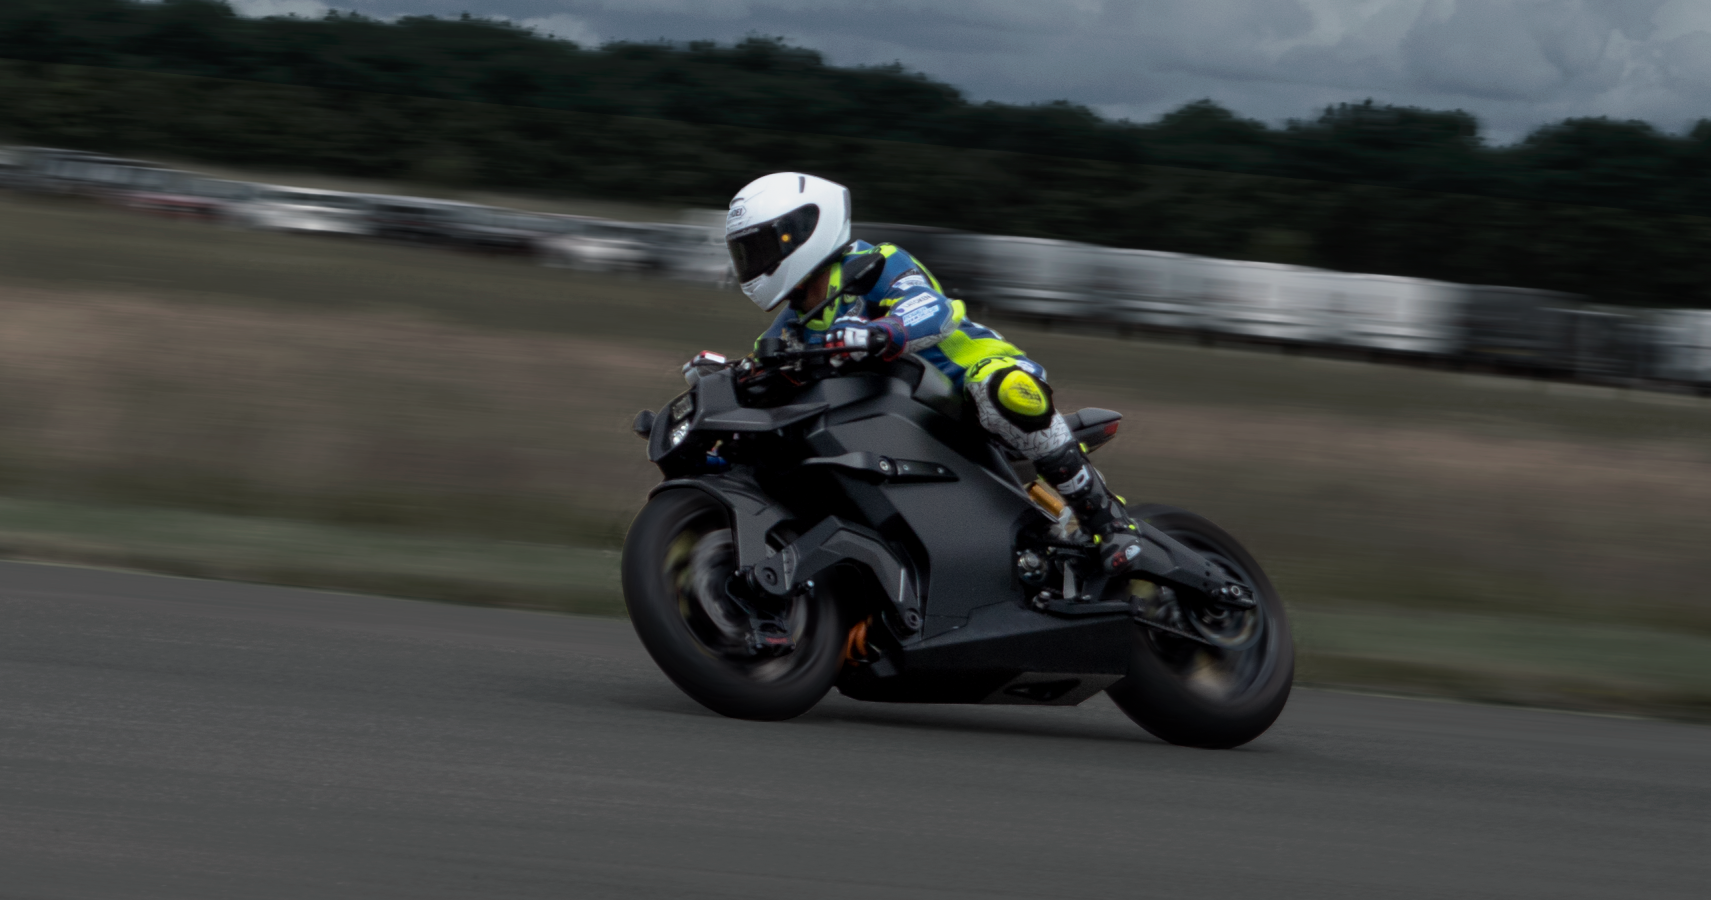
[867,270,961,356]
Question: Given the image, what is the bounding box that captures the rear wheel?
[1106,505,1294,748]
[622,489,844,721]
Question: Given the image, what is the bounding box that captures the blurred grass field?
[3,191,1710,721]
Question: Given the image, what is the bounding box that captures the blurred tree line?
[3,0,1711,307]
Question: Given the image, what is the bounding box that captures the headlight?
[670,393,694,421]
[669,420,692,448]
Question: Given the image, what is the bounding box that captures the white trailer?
[1323,273,1465,356]
[1651,309,1711,386]
[1183,257,1337,344]
[0,147,20,187]
[1085,246,1200,330]
[967,235,1101,320]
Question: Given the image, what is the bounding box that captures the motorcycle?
[622,258,1293,748]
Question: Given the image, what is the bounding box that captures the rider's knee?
[968,357,1056,433]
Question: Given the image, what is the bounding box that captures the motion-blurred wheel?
[1107,505,1294,748]
[622,489,845,720]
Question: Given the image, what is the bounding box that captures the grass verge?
[1293,608,1711,723]
[4,493,1708,723]
[0,496,622,616]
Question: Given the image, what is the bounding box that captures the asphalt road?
[2,561,1706,900]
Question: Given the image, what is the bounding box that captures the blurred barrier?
[6,144,1709,394]
[0,145,736,285]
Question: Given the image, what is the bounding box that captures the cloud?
[520,13,600,46]
[234,1,1711,142]
[1402,2,1601,100]
[1661,31,1711,91]
[228,0,332,17]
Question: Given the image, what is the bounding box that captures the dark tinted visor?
[728,204,820,282]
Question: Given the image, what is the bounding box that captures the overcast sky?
[230,0,1711,144]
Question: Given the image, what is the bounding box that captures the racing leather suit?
[758,241,1143,572]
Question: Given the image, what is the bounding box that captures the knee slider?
[986,366,1055,433]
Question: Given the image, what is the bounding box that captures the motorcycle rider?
[725,172,1144,574]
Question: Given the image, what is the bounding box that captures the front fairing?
[647,367,832,476]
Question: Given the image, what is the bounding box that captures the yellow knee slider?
[970,358,1055,432]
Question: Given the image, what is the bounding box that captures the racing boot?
[1035,442,1144,574]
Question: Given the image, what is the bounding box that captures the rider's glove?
[825,316,901,365]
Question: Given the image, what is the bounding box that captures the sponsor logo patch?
[966,357,1010,383]
[902,307,935,327]
[892,274,929,292]
[894,293,936,314]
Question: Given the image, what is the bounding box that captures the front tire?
[1106,505,1294,748]
[622,489,844,721]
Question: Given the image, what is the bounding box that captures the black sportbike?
[623,277,1292,749]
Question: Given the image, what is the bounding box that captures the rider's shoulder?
[842,240,916,261]
[838,241,934,304]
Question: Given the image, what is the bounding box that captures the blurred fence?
[0,145,735,287]
[5,144,1709,393]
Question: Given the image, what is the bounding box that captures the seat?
[1063,407,1122,452]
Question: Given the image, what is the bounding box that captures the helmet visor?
[728,203,820,283]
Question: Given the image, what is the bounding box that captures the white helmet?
[725,172,852,311]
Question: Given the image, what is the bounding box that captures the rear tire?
[1106,505,1294,748]
[622,489,844,721]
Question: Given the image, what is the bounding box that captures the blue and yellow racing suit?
[754,239,1143,571]
[757,240,1072,458]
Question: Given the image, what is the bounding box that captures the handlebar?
[757,346,846,362]
[689,339,864,392]
[752,337,848,365]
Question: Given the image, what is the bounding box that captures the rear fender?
[1063,407,1122,453]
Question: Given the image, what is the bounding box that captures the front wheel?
[622,489,845,721]
[1106,505,1294,748]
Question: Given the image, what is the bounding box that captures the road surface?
[1,561,1705,899]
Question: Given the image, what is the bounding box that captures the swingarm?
[1019,518,1256,650]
